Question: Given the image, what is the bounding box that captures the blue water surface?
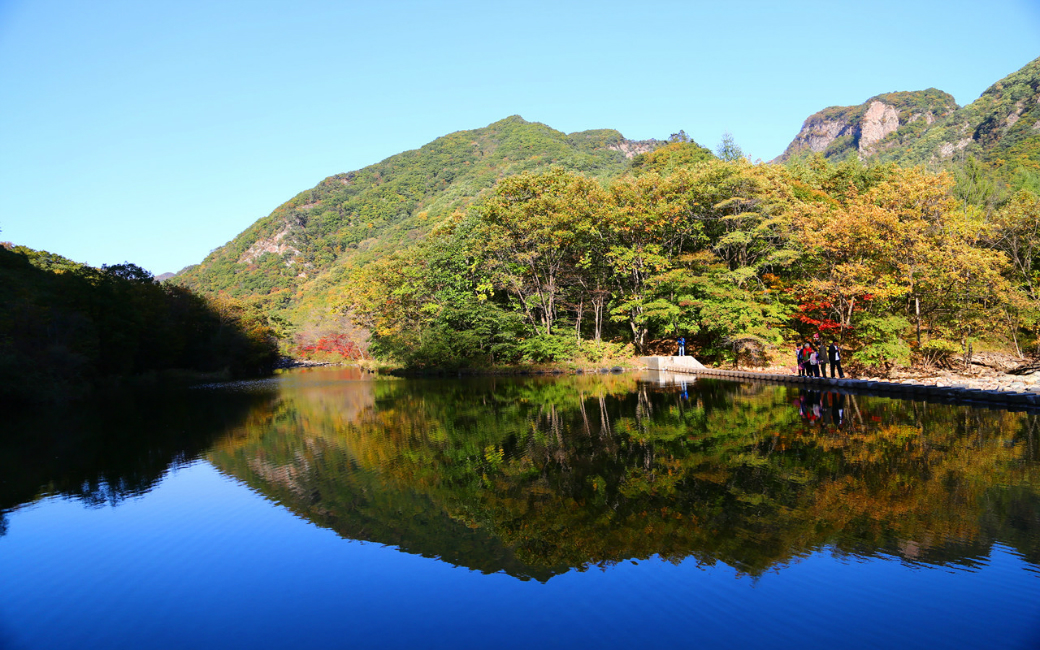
[2,460,1038,650]
[3,370,1040,649]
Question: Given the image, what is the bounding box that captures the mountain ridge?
[176,115,677,301]
[173,57,1040,355]
[776,55,1040,174]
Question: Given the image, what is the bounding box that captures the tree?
[476,169,605,337]
[347,214,524,366]
[101,262,153,283]
[644,252,787,364]
[792,165,1012,369]
[604,172,703,354]
[716,132,745,162]
[669,130,691,144]
[989,190,1040,354]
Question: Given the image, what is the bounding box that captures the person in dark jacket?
[828,341,844,378]
[813,333,827,376]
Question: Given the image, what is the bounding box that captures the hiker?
[802,389,821,422]
[677,336,686,357]
[830,392,845,427]
[828,341,844,378]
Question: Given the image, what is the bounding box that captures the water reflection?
[0,385,273,516]
[203,370,1040,580]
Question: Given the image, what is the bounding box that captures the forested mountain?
[0,244,278,403]
[170,57,1040,371]
[777,55,1040,189]
[176,117,678,300]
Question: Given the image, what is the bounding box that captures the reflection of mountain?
[226,435,568,581]
[209,371,1040,580]
[0,386,273,514]
[214,371,565,579]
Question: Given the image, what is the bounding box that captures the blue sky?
[1,0,1038,275]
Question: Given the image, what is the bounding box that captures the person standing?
[809,345,820,377]
[828,341,844,378]
[677,336,686,357]
[796,344,805,376]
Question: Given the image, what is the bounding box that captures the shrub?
[919,339,960,368]
[517,334,581,363]
[851,316,912,370]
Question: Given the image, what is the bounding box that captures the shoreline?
[282,351,1040,403]
[646,353,1040,411]
[707,351,1040,393]
[282,352,1040,390]
[264,355,1040,411]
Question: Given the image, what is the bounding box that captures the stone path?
[641,357,1040,412]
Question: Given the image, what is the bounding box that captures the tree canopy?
[345,156,1038,371]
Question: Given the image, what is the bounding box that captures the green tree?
[477,169,606,337]
[716,132,745,162]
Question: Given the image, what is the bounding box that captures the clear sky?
[1,0,1038,275]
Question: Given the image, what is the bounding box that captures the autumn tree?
[603,171,703,354]
[476,169,606,337]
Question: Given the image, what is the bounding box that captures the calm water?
[2,368,1040,649]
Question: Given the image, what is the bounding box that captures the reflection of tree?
[0,387,272,516]
[208,374,1040,580]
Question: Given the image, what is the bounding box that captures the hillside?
[169,58,1040,367]
[0,244,278,403]
[777,55,1040,177]
[176,116,677,301]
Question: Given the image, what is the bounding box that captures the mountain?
[0,244,278,403]
[777,55,1040,173]
[177,116,673,301]
[173,59,1040,357]
[775,89,959,162]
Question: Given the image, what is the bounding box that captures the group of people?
[797,335,844,378]
[795,389,846,427]
[671,333,845,379]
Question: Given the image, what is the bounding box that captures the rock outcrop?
[776,56,1040,168]
[237,225,301,265]
[858,101,900,153]
[775,89,959,163]
[608,139,661,158]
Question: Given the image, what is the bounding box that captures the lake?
[2,367,1039,649]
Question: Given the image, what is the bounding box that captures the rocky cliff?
[775,89,958,162]
[776,56,1040,171]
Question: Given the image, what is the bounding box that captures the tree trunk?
[629,312,647,355]
[915,295,921,346]
[575,299,583,345]
[1006,306,1023,359]
[592,294,605,342]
